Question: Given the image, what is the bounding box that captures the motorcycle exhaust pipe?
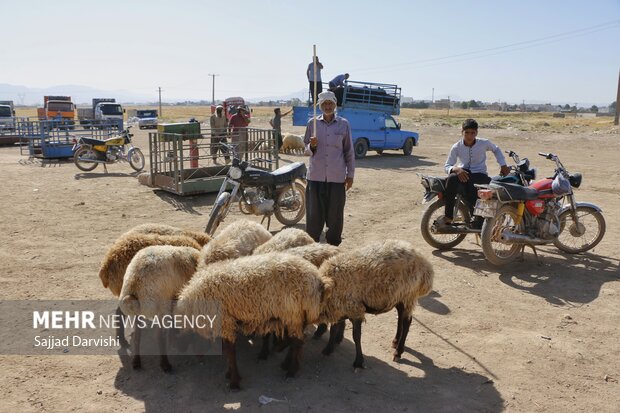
[500,230,547,245]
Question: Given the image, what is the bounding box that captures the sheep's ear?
[120,295,140,316]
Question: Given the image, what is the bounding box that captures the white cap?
[318,91,337,107]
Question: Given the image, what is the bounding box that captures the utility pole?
[447,95,450,116]
[615,68,619,125]
[431,88,434,103]
[208,74,219,105]
[158,87,162,117]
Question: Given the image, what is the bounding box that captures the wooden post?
[313,45,318,137]
[615,68,620,126]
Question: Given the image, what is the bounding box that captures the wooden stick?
[313,45,317,139]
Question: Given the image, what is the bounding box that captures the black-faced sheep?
[279,134,304,154]
[119,245,201,371]
[318,239,434,369]
[175,252,333,389]
[253,227,315,255]
[200,219,272,266]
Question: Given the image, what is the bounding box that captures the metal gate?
[149,126,278,195]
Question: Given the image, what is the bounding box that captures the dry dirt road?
[0,115,619,412]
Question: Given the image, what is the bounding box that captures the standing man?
[441,118,510,228]
[307,56,324,105]
[209,105,230,163]
[228,106,250,156]
[303,91,355,246]
[269,107,292,149]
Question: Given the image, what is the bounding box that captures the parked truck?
[292,80,419,159]
[37,96,76,129]
[77,98,124,129]
[0,100,16,132]
[135,109,158,129]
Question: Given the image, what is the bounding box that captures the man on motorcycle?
[439,118,510,228]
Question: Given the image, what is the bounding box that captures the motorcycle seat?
[490,182,540,201]
[80,137,107,146]
[271,162,307,184]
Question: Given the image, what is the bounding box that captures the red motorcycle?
[474,152,606,266]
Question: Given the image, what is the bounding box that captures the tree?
[468,100,479,108]
[610,101,617,111]
[563,104,571,110]
[460,101,468,109]
[590,105,599,113]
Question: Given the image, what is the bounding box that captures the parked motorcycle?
[474,152,606,266]
[205,144,307,235]
[419,150,536,250]
[72,127,145,172]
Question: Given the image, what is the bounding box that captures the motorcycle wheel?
[420,198,469,250]
[205,192,231,236]
[128,148,145,172]
[74,146,99,171]
[553,206,606,253]
[274,182,306,226]
[481,204,523,266]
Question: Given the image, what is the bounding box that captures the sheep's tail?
[119,294,140,316]
[319,274,334,303]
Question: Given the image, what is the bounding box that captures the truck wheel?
[354,139,368,159]
[403,138,413,156]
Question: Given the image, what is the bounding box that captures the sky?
[1,0,619,105]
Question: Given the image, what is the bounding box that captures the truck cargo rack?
[149,126,278,196]
[340,80,401,115]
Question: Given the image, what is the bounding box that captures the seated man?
[440,118,510,228]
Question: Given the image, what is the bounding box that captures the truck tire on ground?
[354,139,368,159]
[403,138,413,156]
[73,147,99,171]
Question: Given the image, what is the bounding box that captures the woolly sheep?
[200,219,272,266]
[318,239,434,369]
[124,223,212,246]
[119,245,201,371]
[253,227,314,255]
[279,133,304,154]
[175,252,333,389]
[98,233,202,348]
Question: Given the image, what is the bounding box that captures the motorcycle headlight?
[229,166,242,180]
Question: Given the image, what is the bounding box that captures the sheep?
[98,233,203,348]
[124,223,212,246]
[318,239,434,369]
[279,133,304,154]
[253,227,315,255]
[119,245,201,371]
[175,252,333,389]
[200,219,272,266]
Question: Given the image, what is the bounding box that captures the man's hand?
[345,177,354,191]
[500,165,510,176]
[310,136,318,149]
[453,166,469,183]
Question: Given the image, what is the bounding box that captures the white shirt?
[444,138,507,175]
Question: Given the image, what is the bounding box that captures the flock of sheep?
[98,220,434,390]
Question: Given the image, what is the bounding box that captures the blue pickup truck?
[292,81,419,159]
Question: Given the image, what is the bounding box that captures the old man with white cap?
[303,90,355,246]
[209,104,230,163]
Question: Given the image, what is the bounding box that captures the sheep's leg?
[335,321,345,344]
[272,331,290,352]
[285,337,304,378]
[392,303,405,349]
[116,306,129,349]
[321,321,344,356]
[158,326,172,372]
[393,315,412,361]
[352,319,365,370]
[223,339,241,390]
[131,325,142,370]
[257,334,271,360]
[313,323,328,339]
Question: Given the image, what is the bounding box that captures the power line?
[354,20,620,74]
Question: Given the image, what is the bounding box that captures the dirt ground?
[0,110,619,412]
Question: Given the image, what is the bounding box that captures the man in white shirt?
[307,56,323,105]
[440,118,510,227]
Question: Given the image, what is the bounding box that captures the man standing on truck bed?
[307,56,323,105]
[210,105,230,163]
[303,91,355,246]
